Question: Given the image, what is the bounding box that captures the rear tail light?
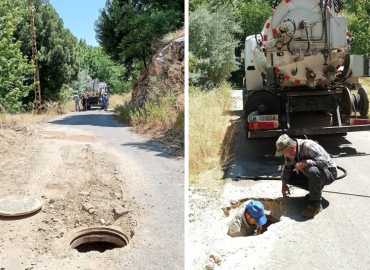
[248,121,279,130]
[350,118,370,125]
[248,114,279,130]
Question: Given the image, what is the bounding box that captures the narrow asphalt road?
[224,90,370,269]
[49,110,184,270]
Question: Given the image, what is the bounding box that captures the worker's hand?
[282,183,290,197]
[294,162,306,173]
[255,225,263,235]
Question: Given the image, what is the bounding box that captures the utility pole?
[28,0,42,112]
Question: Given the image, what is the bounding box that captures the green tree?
[190,5,241,88]
[344,0,370,54]
[234,1,272,39]
[71,69,91,95]
[96,0,183,76]
[0,0,32,112]
[190,0,275,11]
[16,0,79,102]
[76,40,128,93]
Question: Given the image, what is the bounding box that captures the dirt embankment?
[125,29,184,152]
[131,29,184,109]
[0,125,137,269]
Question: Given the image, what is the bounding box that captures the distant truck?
[243,0,370,139]
[85,80,109,110]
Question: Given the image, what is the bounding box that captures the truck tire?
[245,90,281,116]
[358,87,369,118]
[341,87,352,117]
[242,90,248,119]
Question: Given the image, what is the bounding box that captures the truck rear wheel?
[245,90,281,116]
[357,87,369,118]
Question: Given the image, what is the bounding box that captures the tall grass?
[109,94,131,110]
[131,95,178,130]
[0,98,77,128]
[115,93,184,151]
[0,103,64,128]
[189,83,231,180]
[116,94,179,130]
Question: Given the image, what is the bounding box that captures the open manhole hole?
[223,198,284,219]
[223,198,285,237]
[224,195,326,237]
[70,227,129,253]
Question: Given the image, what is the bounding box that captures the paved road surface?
[223,90,370,269]
[50,110,184,270]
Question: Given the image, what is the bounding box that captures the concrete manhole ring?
[0,196,42,217]
[70,227,130,253]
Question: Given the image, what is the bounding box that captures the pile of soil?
[0,125,137,269]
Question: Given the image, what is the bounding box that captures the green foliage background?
[190,0,370,89]
[0,0,32,112]
[96,0,183,76]
[190,6,241,88]
[1,0,157,113]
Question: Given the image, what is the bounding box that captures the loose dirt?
[188,178,310,270]
[0,124,137,269]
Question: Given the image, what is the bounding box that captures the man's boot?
[302,200,321,219]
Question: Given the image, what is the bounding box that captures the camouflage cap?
[275,134,295,156]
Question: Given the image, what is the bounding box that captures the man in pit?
[227,200,275,237]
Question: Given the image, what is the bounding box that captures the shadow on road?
[223,109,243,117]
[313,135,370,158]
[49,113,123,128]
[281,196,330,222]
[121,138,182,159]
[221,118,281,180]
[221,117,369,180]
[50,112,183,158]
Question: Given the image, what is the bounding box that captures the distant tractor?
[243,0,370,139]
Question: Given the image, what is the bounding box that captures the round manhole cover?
[70,227,129,253]
[0,196,42,217]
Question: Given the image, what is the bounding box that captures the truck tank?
[243,0,370,139]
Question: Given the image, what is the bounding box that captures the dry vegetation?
[109,93,131,110]
[189,83,231,181]
[114,29,184,154]
[115,93,184,153]
[0,101,71,128]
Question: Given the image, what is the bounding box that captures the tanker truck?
[243,0,370,139]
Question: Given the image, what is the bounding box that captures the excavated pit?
[70,227,130,253]
[224,198,284,219]
[224,196,320,236]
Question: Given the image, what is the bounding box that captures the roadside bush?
[115,93,182,135]
[190,5,241,88]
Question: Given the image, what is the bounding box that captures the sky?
[50,0,106,46]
